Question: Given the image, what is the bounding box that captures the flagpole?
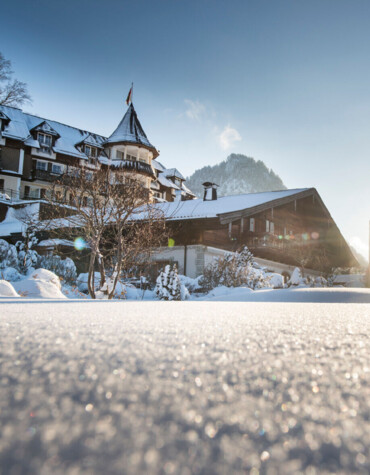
[131,82,134,104]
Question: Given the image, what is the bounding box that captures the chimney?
[174,189,182,202]
[202,182,218,201]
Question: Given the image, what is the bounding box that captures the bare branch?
[0,52,31,106]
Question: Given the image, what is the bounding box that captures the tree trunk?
[87,252,96,299]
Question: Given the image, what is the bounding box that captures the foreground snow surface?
[0,301,369,474]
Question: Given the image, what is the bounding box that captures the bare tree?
[0,52,31,107]
[43,166,166,299]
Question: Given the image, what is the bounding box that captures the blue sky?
[1,0,369,260]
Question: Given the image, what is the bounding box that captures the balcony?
[31,168,63,182]
[0,187,21,202]
[112,159,155,178]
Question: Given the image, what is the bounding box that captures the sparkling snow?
[0,300,369,474]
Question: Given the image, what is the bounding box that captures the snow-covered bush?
[37,255,77,283]
[267,272,284,289]
[155,264,184,300]
[288,267,329,288]
[288,267,302,286]
[179,274,202,293]
[15,231,38,275]
[0,239,18,269]
[200,247,272,291]
[0,267,22,282]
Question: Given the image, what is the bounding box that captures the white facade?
[150,245,323,279]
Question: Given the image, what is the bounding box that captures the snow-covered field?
[0,300,369,474]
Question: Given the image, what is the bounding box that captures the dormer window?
[38,133,52,153]
[85,145,97,158]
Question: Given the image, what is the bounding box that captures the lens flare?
[74,237,86,251]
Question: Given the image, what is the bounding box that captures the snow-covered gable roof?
[151,188,310,221]
[0,105,107,160]
[105,103,156,151]
[78,133,104,149]
[157,174,180,190]
[152,160,165,172]
[163,168,185,180]
[1,107,30,140]
[181,182,195,196]
[31,121,60,137]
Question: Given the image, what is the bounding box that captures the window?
[38,133,52,153]
[270,222,275,234]
[126,153,136,161]
[116,150,125,160]
[266,220,270,233]
[29,188,40,199]
[249,218,255,232]
[36,160,48,171]
[85,145,97,157]
[51,163,63,175]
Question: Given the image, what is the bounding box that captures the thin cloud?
[219,125,242,150]
[184,99,206,121]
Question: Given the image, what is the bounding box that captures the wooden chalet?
[149,185,358,276]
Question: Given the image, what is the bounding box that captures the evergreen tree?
[155,264,182,300]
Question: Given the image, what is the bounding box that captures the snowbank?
[9,268,66,299]
[13,278,66,299]
[29,268,62,290]
[0,280,20,297]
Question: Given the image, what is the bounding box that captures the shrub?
[155,264,182,301]
[37,255,77,283]
[200,246,272,291]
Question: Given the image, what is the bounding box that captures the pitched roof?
[0,105,106,159]
[163,168,185,180]
[152,160,165,172]
[105,103,156,151]
[150,188,310,221]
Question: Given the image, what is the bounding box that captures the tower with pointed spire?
[104,103,158,191]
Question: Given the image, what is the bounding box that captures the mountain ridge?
[186,154,287,198]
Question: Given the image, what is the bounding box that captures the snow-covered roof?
[152,160,165,172]
[157,174,180,190]
[150,188,310,221]
[31,121,60,137]
[163,168,185,180]
[37,239,76,248]
[181,182,195,196]
[0,105,106,160]
[105,104,156,151]
[78,133,104,149]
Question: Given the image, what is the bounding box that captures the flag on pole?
[126,84,133,105]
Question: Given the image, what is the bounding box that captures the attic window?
[38,133,52,153]
[85,145,97,158]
